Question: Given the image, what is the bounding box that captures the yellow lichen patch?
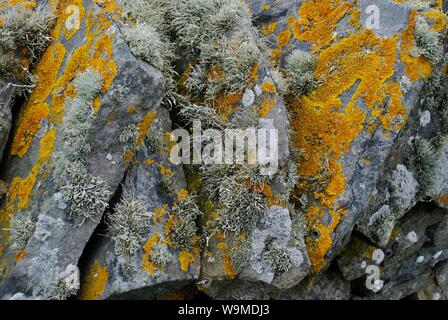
[258,97,277,118]
[0,127,57,247]
[262,4,271,11]
[289,30,405,271]
[152,205,168,225]
[51,11,117,122]
[424,10,447,32]
[213,92,243,122]
[436,194,448,206]
[136,112,157,147]
[305,206,347,271]
[79,260,109,300]
[178,250,194,272]
[177,189,189,202]
[158,164,174,177]
[289,0,355,52]
[10,103,50,157]
[142,233,160,276]
[14,250,27,262]
[400,11,433,81]
[260,81,277,94]
[260,22,278,36]
[217,242,237,279]
[277,28,291,49]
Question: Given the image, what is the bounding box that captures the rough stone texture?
[0,0,447,300]
[78,109,200,300]
[0,0,165,299]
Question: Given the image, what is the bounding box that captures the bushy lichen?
[0,4,54,65]
[285,49,318,96]
[0,4,54,91]
[229,236,252,274]
[61,70,103,161]
[413,137,438,193]
[150,238,171,268]
[55,70,111,223]
[410,15,443,64]
[107,196,151,273]
[122,23,173,71]
[61,161,111,223]
[264,242,292,273]
[119,124,139,153]
[10,212,35,253]
[168,194,202,251]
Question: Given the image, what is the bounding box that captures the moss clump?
[10,212,35,253]
[264,242,292,273]
[285,49,318,96]
[411,15,443,64]
[107,196,152,273]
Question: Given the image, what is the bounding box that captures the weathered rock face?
[0,0,165,299]
[0,0,447,300]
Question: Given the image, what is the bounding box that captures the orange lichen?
[14,250,27,262]
[142,233,160,276]
[424,10,447,32]
[400,11,433,81]
[153,205,168,225]
[177,189,189,202]
[289,0,355,52]
[178,250,194,272]
[260,82,277,94]
[10,103,50,157]
[277,29,291,49]
[213,92,243,122]
[158,164,174,177]
[51,11,117,122]
[288,29,406,271]
[260,22,278,36]
[258,97,276,118]
[217,242,237,279]
[136,112,157,147]
[79,260,109,300]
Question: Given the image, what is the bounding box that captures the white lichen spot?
[106,153,113,161]
[254,85,262,96]
[419,110,431,127]
[416,256,425,264]
[406,231,419,244]
[433,293,441,300]
[361,260,367,269]
[242,88,255,107]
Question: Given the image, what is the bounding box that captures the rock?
[0,0,165,299]
[78,109,200,299]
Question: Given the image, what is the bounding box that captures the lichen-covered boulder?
[0,0,165,299]
[249,0,448,275]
